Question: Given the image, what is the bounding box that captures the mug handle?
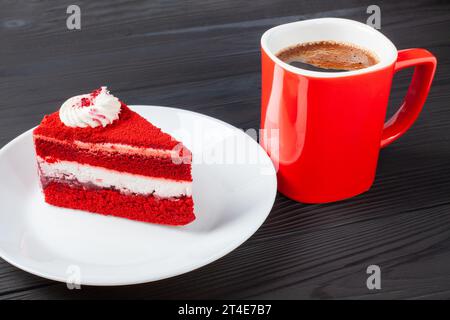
[380,48,437,148]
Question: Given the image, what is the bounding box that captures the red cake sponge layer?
[34,138,192,181]
[43,182,195,226]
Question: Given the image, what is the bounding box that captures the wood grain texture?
[0,0,449,299]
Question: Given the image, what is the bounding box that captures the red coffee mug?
[260,18,436,203]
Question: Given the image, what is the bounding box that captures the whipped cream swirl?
[59,86,121,128]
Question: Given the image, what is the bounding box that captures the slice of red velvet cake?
[33,86,195,225]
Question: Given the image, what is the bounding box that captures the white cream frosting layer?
[37,157,192,198]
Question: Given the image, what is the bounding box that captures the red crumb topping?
[80,97,91,107]
[79,88,102,107]
[33,103,181,150]
[90,87,102,98]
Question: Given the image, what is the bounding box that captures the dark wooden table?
[1,0,449,299]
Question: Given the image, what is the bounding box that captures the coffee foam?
[276,40,379,72]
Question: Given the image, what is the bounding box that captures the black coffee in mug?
[276,40,379,72]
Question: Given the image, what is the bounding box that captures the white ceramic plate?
[0,105,276,286]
